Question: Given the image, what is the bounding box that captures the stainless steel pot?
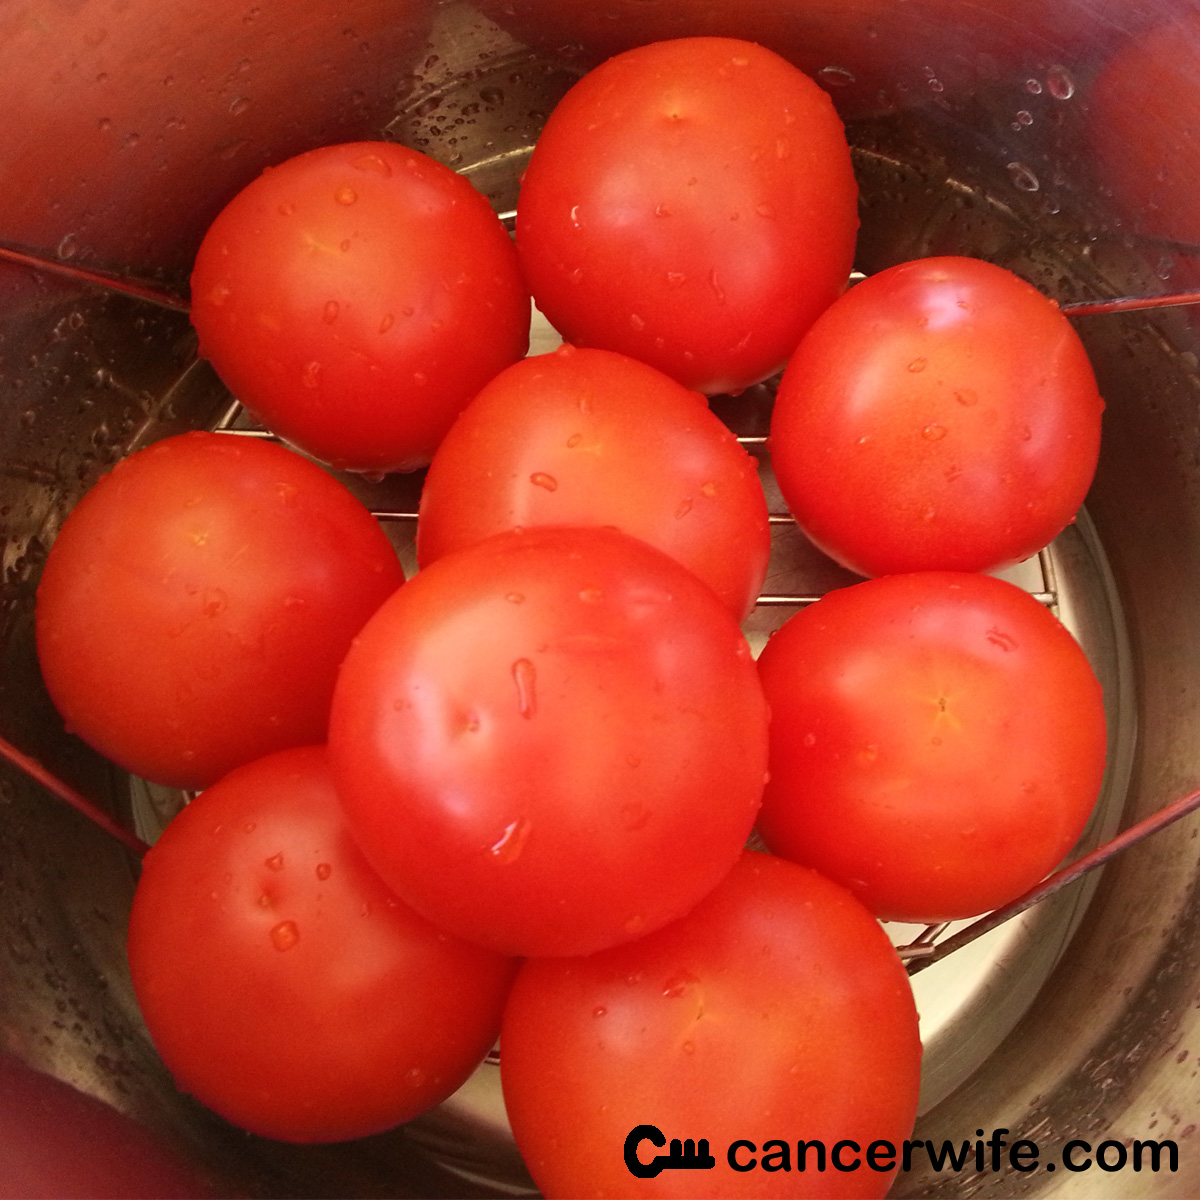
[3,0,1200,1195]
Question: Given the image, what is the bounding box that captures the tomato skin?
[501,850,922,1200]
[756,572,1108,923]
[769,256,1104,577]
[126,746,516,1144]
[417,344,770,619]
[328,525,769,958]
[35,432,404,790]
[190,141,531,473]
[516,37,858,395]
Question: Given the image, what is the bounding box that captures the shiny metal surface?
[3,1,1200,1195]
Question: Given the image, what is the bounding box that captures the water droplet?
[921,505,937,522]
[98,117,113,132]
[579,587,604,604]
[505,592,525,604]
[682,1040,696,1055]
[56,234,78,261]
[1019,425,1033,441]
[270,920,299,951]
[412,371,428,386]
[229,95,251,116]
[405,1066,427,1088]
[630,313,646,332]
[1046,65,1075,100]
[986,627,1018,652]
[817,64,857,86]
[1024,78,1043,95]
[315,863,332,880]
[530,471,557,491]
[352,152,392,176]
[301,361,322,388]
[569,204,581,228]
[277,201,296,216]
[666,271,687,287]
[1014,110,1033,128]
[922,423,947,441]
[592,1005,607,1018]
[654,203,672,217]
[1007,162,1040,192]
[907,357,927,373]
[489,816,531,864]
[202,588,227,617]
[323,300,340,324]
[335,186,358,205]
[955,388,978,407]
[265,853,284,871]
[700,481,717,498]
[802,732,817,747]
[625,914,646,936]
[339,238,351,252]
[662,973,696,998]
[566,432,583,448]
[675,497,694,519]
[755,202,775,218]
[379,312,394,334]
[708,269,726,304]
[512,658,537,718]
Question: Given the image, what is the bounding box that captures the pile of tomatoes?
[33,35,1108,1200]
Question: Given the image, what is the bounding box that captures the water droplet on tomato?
[405,1066,427,1088]
[301,361,322,388]
[907,357,928,373]
[265,853,284,871]
[593,1005,607,1018]
[566,432,583,448]
[955,388,978,407]
[579,587,603,604]
[662,973,696,998]
[202,588,227,617]
[322,300,340,324]
[700,481,717,497]
[352,152,392,176]
[708,269,726,304]
[512,658,537,718]
[505,592,525,604]
[1046,65,1075,100]
[817,64,857,86]
[412,371,428,386]
[630,313,646,332]
[270,921,299,951]
[335,186,358,205]
[315,863,332,880]
[986,627,1018,652]
[666,271,687,287]
[755,202,776,218]
[1019,424,1033,441]
[625,914,646,936]
[802,732,817,747]
[489,816,531,864]
[654,203,672,218]
[530,471,557,491]
[569,204,581,228]
[922,423,947,441]
[339,238,351,252]
[682,1040,696,1055]
[675,497,693,519]
[209,281,233,307]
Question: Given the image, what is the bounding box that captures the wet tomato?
[516,37,858,394]
[501,850,922,1199]
[755,572,1108,922]
[417,344,770,620]
[769,256,1104,577]
[126,745,516,1143]
[190,141,530,473]
[35,432,403,789]
[329,525,769,958]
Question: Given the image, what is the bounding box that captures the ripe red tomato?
[769,256,1105,577]
[328,526,769,958]
[190,140,531,474]
[35,432,404,790]
[126,745,516,1144]
[756,572,1108,922]
[417,344,770,620]
[516,37,858,395]
[501,850,922,1200]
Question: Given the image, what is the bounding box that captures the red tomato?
[516,37,858,394]
[35,432,404,790]
[417,344,770,620]
[190,141,530,473]
[756,572,1108,922]
[769,256,1105,577]
[501,850,922,1200]
[126,745,516,1143]
[328,526,769,958]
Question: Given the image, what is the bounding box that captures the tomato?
[500,850,922,1200]
[0,1054,214,1199]
[755,572,1107,923]
[328,525,769,958]
[35,432,404,790]
[768,256,1105,578]
[417,344,770,620]
[126,745,516,1143]
[515,37,858,395]
[190,141,531,474]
